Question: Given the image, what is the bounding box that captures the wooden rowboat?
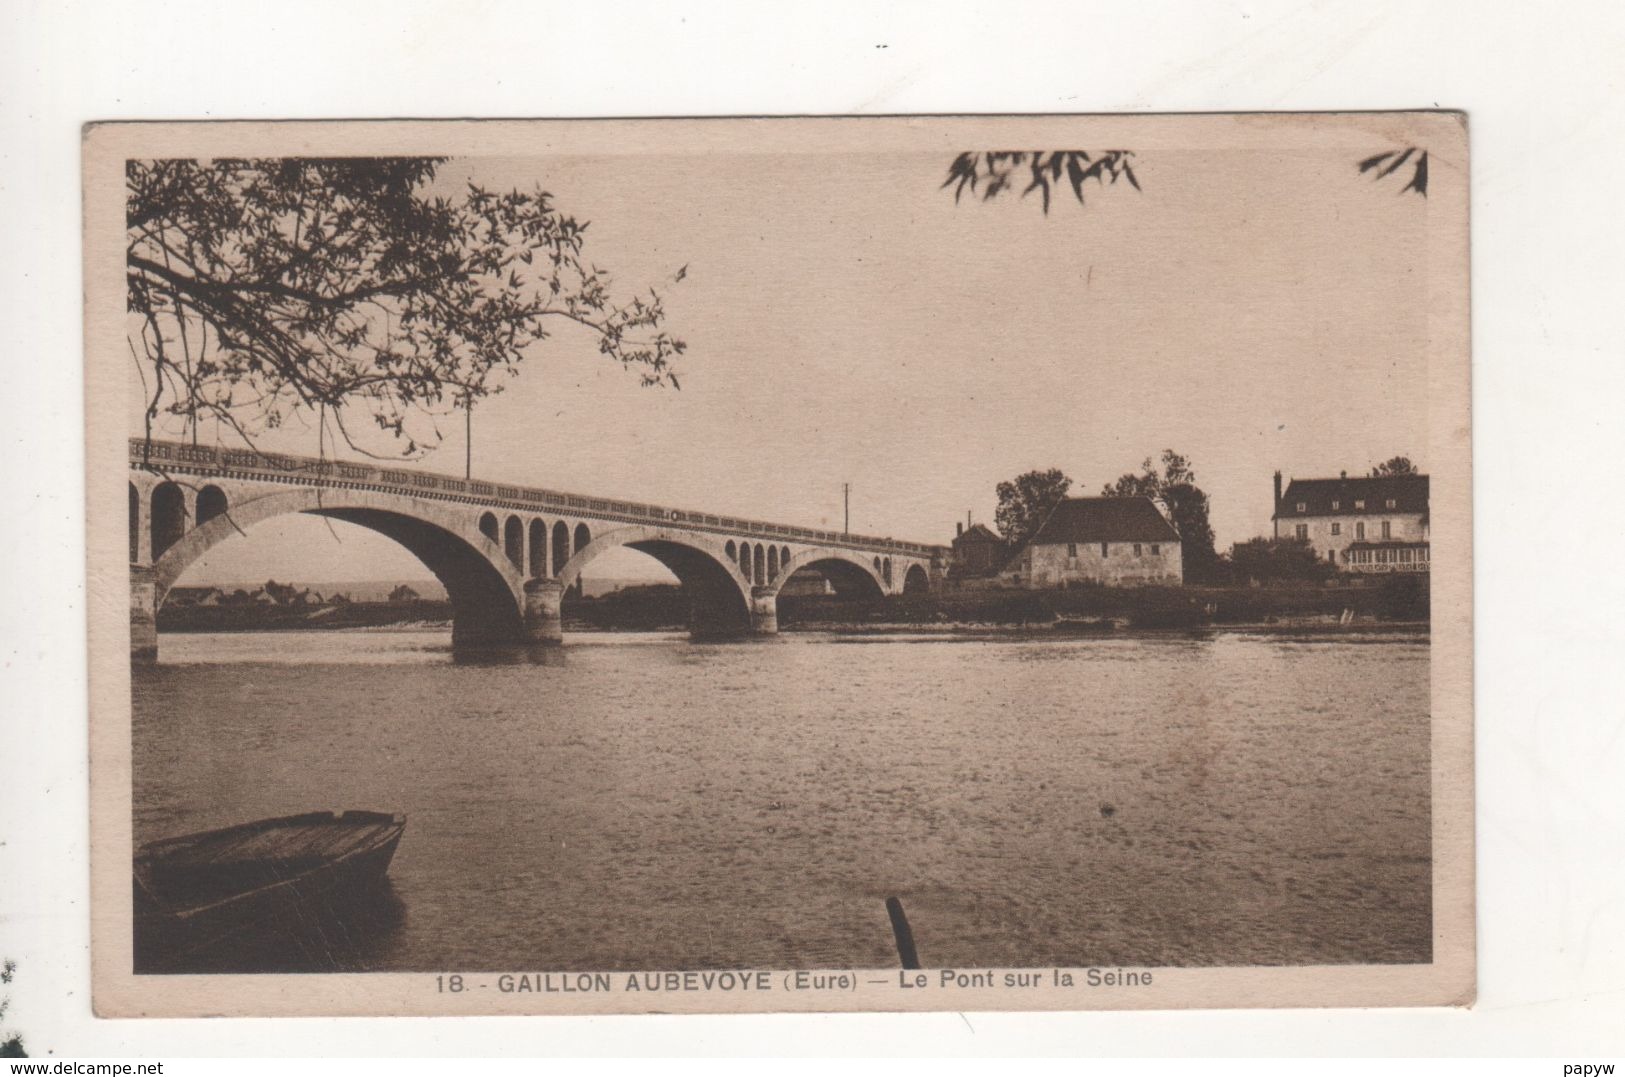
[134,810,406,967]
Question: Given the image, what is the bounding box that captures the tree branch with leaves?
[941,151,1139,214]
[127,157,686,460]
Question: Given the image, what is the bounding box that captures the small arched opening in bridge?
[128,483,139,562]
[504,515,524,570]
[555,526,753,640]
[150,482,187,560]
[903,563,930,595]
[883,558,893,588]
[552,521,570,572]
[738,542,752,580]
[529,519,548,576]
[571,524,592,596]
[753,544,766,586]
[196,485,228,526]
[725,539,737,562]
[780,545,791,571]
[767,545,779,580]
[479,512,499,544]
[152,488,524,656]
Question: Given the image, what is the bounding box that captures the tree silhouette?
[1372,455,1419,476]
[1103,450,1219,582]
[995,468,1073,547]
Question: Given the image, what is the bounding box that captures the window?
[1419,547,1429,562]
[1381,521,1392,539]
[1067,542,1077,558]
[1294,524,1308,540]
[1150,544,1160,555]
[1356,522,1366,539]
[1385,498,1397,509]
[1377,549,1388,564]
[1400,548,1413,563]
[1101,542,1109,557]
[1296,501,1307,513]
[1354,499,1366,510]
[1331,500,1341,510]
[1133,543,1142,556]
[1331,522,1341,536]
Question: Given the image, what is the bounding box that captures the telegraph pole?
[843,482,850,536]
[465,395,472,480]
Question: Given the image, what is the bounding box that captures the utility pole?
[465,396,472,480]
[843,483,850,536]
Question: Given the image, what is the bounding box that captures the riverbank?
[779,576,1429,630]
[158,577,1428,636]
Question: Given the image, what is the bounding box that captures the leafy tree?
[1102,450,1219,582]
[1372,455,1418,476]
[995,468,1073,548]
[1228,537,1334,583]
[941,151,1139,214]
[128,157,685,459]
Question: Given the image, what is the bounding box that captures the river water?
[132,628,1431,971]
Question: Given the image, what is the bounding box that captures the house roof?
[1028,497,1180,545]
[953,523,1003,546]
[1275,474,1429,519]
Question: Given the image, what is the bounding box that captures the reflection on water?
[134,628,1431,971]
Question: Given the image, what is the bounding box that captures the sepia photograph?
[84,113,1473,1017]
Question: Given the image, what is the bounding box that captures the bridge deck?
[129,438,945,560]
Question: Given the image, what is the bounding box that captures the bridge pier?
[131,564,158,665]
[523,578,566,645]
[749,586,779,636]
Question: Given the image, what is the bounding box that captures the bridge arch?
[197,484,228,525]
[528,518,548,576]
[552,520,570,570]
[903,563,930,594]
[769,547,887,600]
[151,486,526,649]
[128,482,139,562]
[555,525,756,639]
[503,514,524,569]
[150,481,187,559]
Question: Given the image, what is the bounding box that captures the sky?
[150,139,1431,586]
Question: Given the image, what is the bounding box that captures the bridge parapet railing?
[129,437,948,558]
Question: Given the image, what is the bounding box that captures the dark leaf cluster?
[941,150,1139,214]
[1358,147,1428,197]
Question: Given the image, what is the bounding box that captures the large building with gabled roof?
[1272,470,1430,573]
[1000,496,1183,588]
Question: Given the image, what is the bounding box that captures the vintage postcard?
[85,113,1472,1017]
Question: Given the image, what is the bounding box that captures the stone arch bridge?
[129,439,944,661]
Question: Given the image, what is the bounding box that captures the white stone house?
[1001,497,1184,588]
[1272,471,1430,573]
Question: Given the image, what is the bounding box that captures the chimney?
[956,521,964,538]
[1340,470,1347,480]
[1273,470,1282,509]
